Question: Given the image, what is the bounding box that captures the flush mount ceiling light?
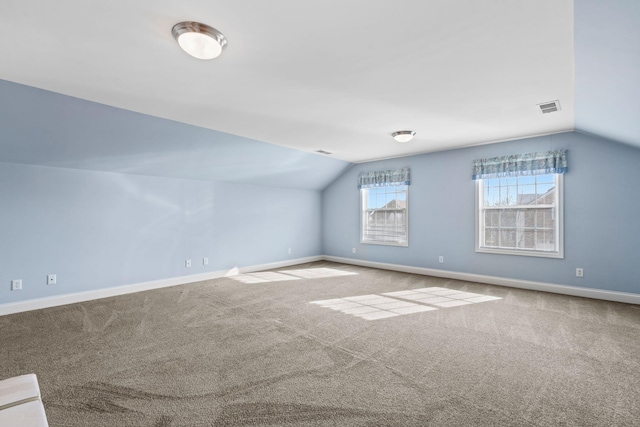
[392,130,416,143]
[172,21,227,60]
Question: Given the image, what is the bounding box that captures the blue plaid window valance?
[472,150,567,180]
[358,168,410,189]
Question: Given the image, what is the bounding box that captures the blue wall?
[0,80,351,306]
[0,162,322,304]
[322,132,640,294]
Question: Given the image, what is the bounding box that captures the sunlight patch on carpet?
[311,287,501,320]
[383,287,501,307]
[310,295,436,320]
[229,268,357,284]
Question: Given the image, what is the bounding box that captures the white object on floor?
[0,374,49,427]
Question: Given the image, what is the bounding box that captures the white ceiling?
[0,1,579,163]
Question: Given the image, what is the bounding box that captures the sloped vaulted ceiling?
[574,0,640,147]
[0,0,638,175]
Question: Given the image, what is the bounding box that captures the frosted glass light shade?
[172,22,227,60]
[392,130,416,143]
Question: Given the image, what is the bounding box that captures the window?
[361,185,408,246]
[358,167,410,246]
[476,173,563,258]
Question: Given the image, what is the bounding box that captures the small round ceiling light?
[172,21,227,60]
[392,130,416,143]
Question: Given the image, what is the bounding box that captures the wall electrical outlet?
[288,248,292,255]
[203,258,209,266]
[185,259,192,268]
[576,268,584,278]
[11,279,22,291]
[439,256,444,263]
[352,248,356,254]
[47,274,56,285]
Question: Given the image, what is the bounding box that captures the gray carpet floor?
[1,261,639,426]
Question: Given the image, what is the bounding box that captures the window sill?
[476,247,563,259]
[361,240,408,247]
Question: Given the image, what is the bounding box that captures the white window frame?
[360,185,409,247]
[475,174,563,258]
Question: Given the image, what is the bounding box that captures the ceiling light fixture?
[172,21,227,60]
[392,130,416,143]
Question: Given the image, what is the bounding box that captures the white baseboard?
[2,254,637,316]
[323,256,640,305]
[0,256,323,316]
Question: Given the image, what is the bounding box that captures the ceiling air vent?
[538,100,561,114]
[316,150,332,155]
